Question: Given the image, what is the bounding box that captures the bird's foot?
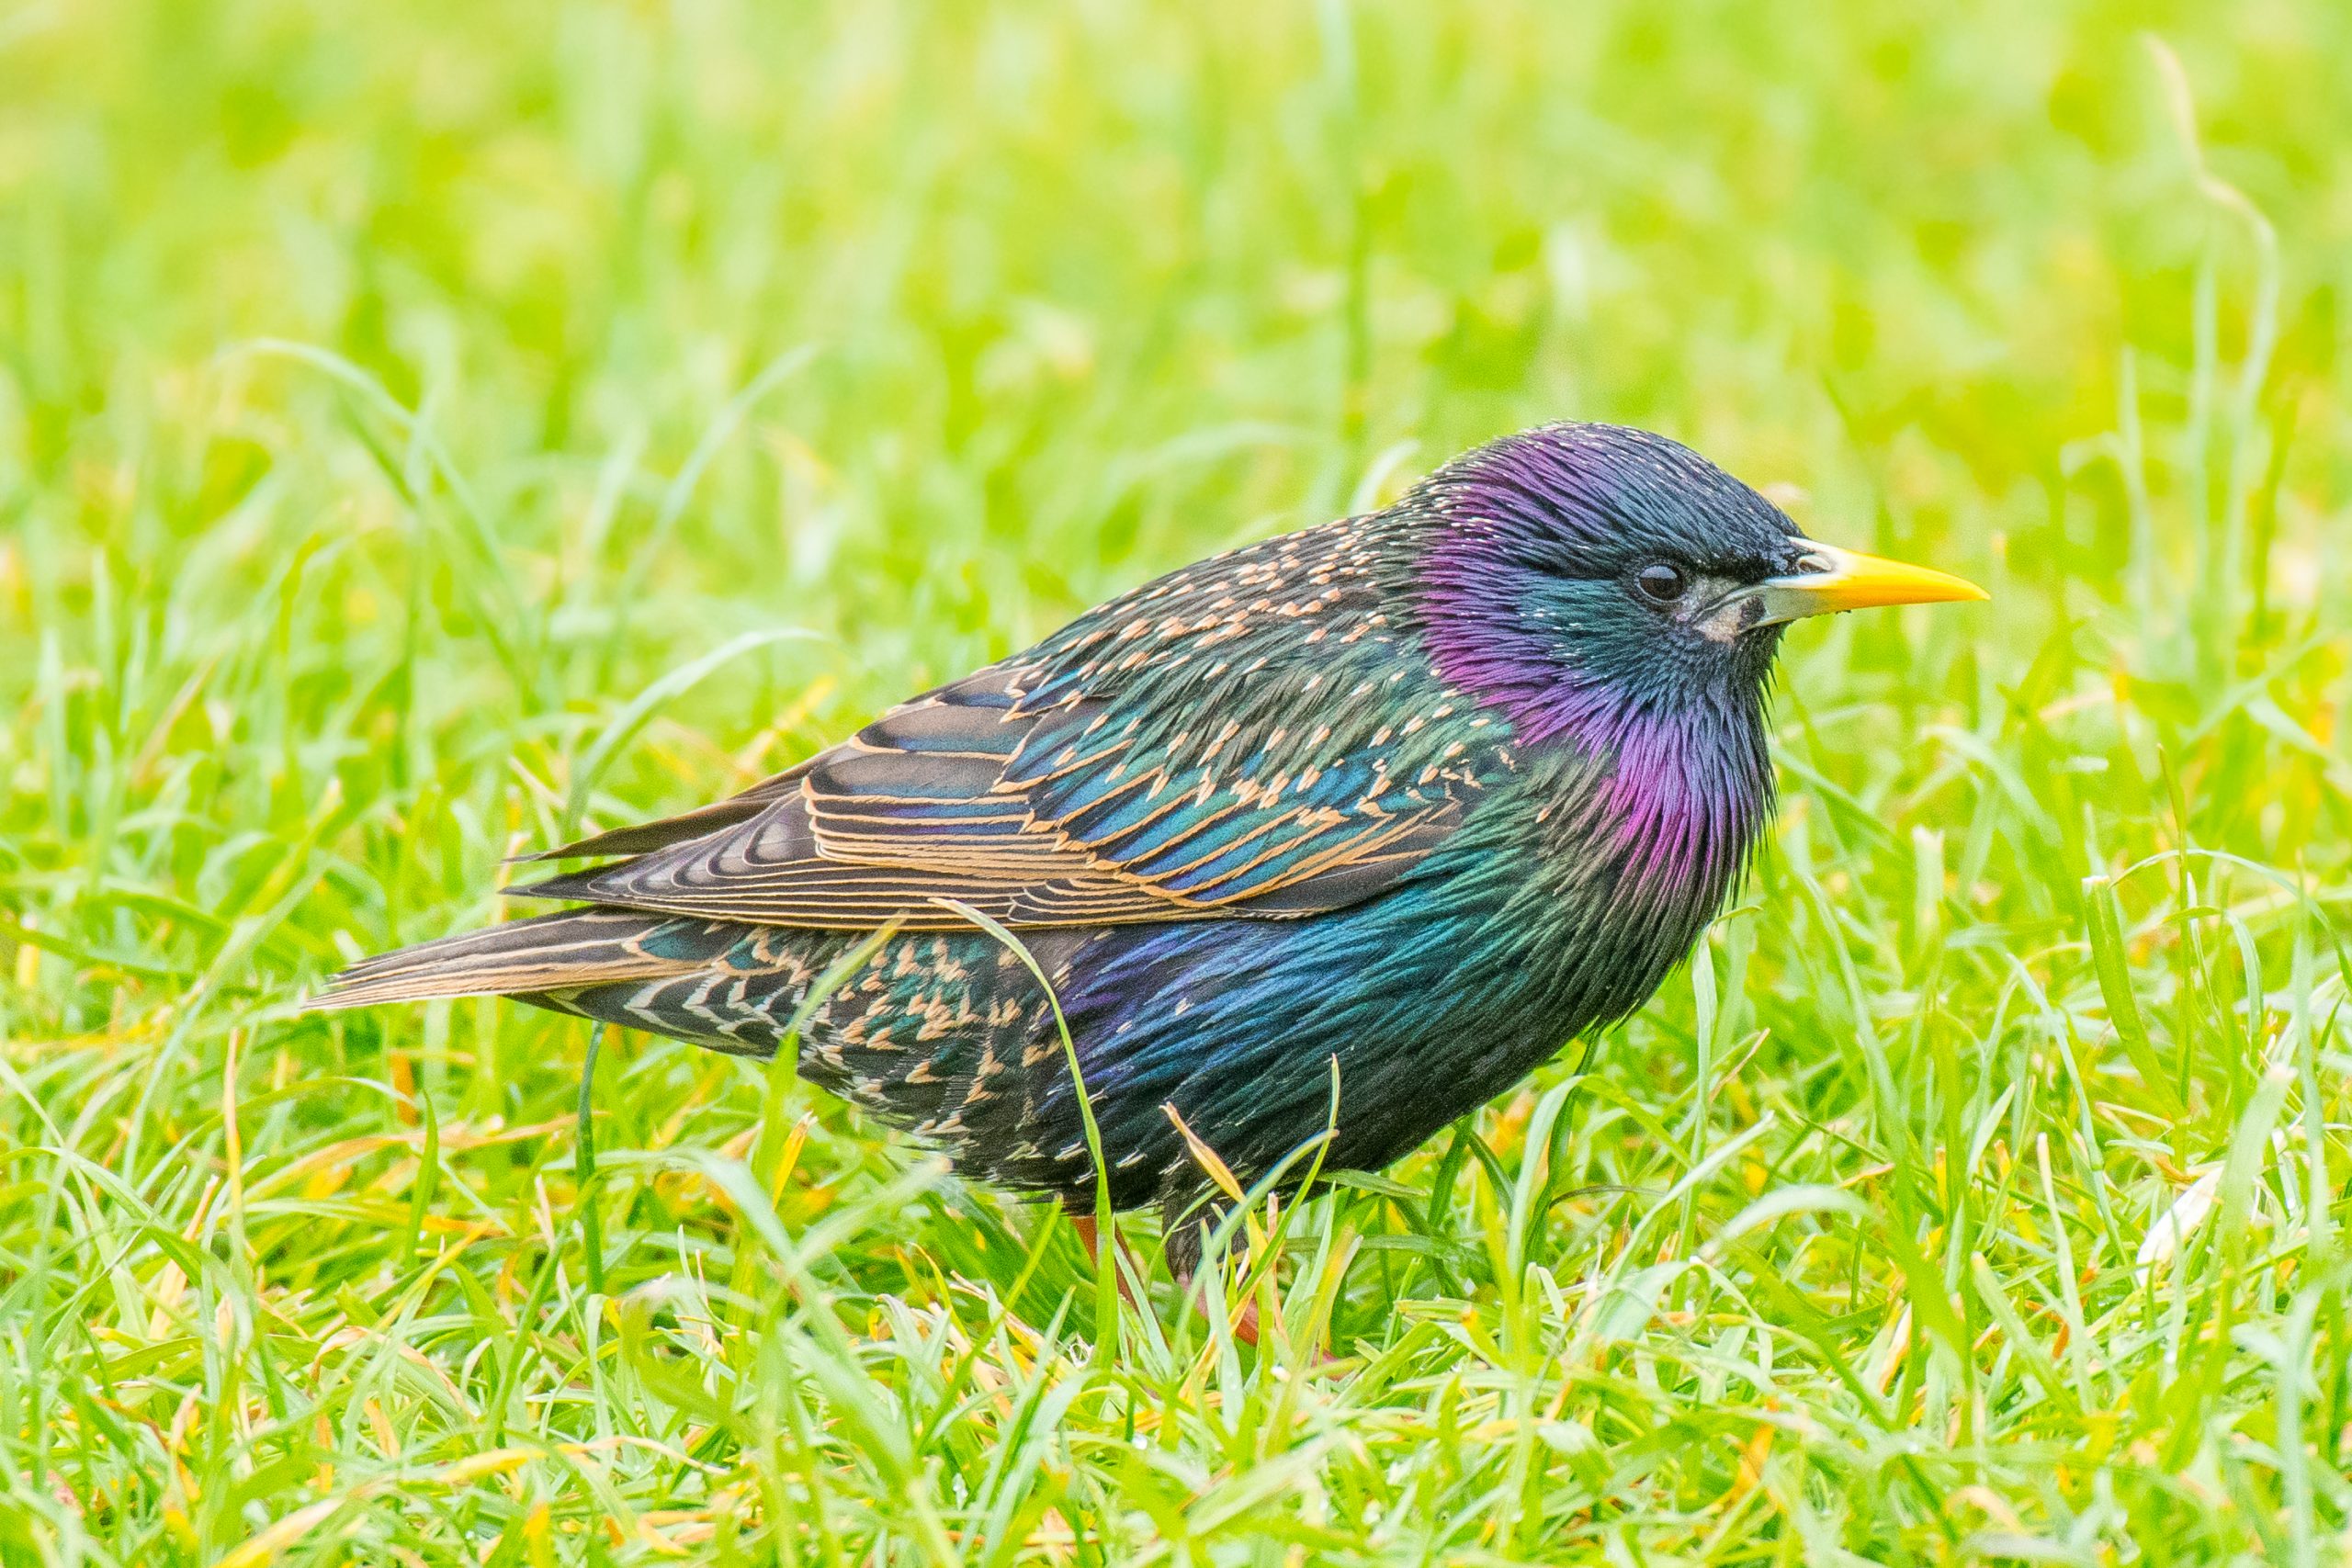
[1069,1212,1266,1348]
[1066,1213,1148,1316]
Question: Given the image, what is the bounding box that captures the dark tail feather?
[304,908,736,1011]
[506,763,809,863]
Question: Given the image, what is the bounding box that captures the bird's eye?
[1635,562,1688,604]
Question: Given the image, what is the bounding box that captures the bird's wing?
[521,764,813,863]
[513,665,1483,930]
[515,516,1504,930]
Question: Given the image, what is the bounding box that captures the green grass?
[4,0,2352,1560]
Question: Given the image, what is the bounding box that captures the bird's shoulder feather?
[516,513,1518,929]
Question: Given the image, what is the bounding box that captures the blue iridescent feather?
[317,423,1814,1248]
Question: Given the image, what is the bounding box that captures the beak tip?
[1766,541,1991,619]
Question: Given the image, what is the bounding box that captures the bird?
[312,422,1984,1284]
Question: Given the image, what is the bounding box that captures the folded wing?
[515,515,1498,930]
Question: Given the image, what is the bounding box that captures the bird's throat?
[1480,693,1775,1031]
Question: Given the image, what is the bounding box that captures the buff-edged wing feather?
[510,516,1502,931]
[308,909,743,1010]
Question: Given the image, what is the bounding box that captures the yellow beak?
[1752,539,1989,626]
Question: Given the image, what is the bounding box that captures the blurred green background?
[5,0,2352,1562]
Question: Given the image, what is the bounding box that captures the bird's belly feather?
[548,770,1739,1211]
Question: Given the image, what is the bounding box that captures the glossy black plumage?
[316,423,1978,1254]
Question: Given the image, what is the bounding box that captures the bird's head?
[1411,423,1984,751]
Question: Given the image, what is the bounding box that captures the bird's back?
[315,426,1794,1221]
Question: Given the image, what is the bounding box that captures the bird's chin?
[1692,593,1769,644]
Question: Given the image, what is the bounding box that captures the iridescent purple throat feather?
[317,421,1816,1237]
[1414,425,1783,903]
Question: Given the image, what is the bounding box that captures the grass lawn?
[6,0,2352,1560]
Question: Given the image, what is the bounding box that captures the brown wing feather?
[510,520,1491,930]
[513,686,1471,930]
[305,909,731,1010]
[517,762,813,863]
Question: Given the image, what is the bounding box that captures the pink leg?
[1068,1213,1143,1314]
[1226,1295,1264,1348]
[1071,1212,1261,1347]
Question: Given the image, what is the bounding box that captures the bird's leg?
[1067,1208,1261,1347]
[1160,1205,1262,1349]
[1214,1287,1265,1349]
[1066,1212,1147,1316]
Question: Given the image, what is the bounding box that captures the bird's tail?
[304,908,739,1011]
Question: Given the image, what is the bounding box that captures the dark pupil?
[1637,563,1687,603]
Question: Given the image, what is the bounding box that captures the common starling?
[315,423,1984,1269]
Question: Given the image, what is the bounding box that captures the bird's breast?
[1459,705,1773,1030]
